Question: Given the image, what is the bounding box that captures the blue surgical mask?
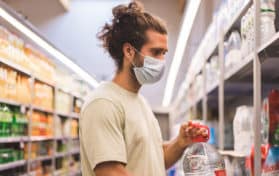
[132,49,166,85]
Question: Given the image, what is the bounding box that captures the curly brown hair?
[97,0,167,71]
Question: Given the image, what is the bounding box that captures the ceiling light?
[162,0,201,107]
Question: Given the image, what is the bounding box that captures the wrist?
[175,137,190,150]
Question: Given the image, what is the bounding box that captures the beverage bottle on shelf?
[182,122,226,176]
[233,106,254,156]
[0,104,4,137]
[262,146,279,175]
[2,105,12,137]
[268,89,279,146]
[11,109,19,136]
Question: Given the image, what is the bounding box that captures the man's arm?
[95,162,133,176]
[163,137,186,169]
[163,122,208,169]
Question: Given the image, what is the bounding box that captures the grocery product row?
[184,0,279,93]
[0,103,79,139]
[0,8,86,175]
[174,0,279,176]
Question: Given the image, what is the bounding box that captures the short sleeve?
[80,98,127,170]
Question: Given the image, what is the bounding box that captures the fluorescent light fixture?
[0,7,99,88]
[162,0,201,107]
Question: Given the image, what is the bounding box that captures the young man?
[79,1,208,176]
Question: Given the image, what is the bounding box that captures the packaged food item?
[34,82,54,110]
[55,91,71,114]
[262,146,279,175]
[30,111,53,137]
[245,144,269,176]
[267,89,279,146]
[233,106,254,155]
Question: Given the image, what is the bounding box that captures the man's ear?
[123,43,135,60]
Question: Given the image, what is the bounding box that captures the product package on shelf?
[224,31,242,69]
[55,91,71,114]
[0,144,24,164]
[57,140,68,154]
[0,65,32,104]
[54,117,62,138]
[69,155,81,174]
[73,98,83,114]
[241,1,276,57]
[63,120,72,138]
[266,89,279,146]
[29,111,53,137]
[33,82,53,111]
[55,69,90,99]
[30,160,52,176]
[0,26,55,85]
[24,141,53,160]
[0,104,28,137]
[206,56,219,88]
[55,157,69,175]
[71,120,78,139]
[0,26,28,68]
[262,146,279,175]
[233,106,254,156]
[24,46,55,84]
[54,118,75,138]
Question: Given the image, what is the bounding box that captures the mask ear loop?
[130,46,144,68]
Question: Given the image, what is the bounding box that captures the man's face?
[135,30,168,66]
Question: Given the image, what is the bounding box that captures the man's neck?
[112,70,141,93]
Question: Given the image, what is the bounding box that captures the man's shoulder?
[82,82,122,111]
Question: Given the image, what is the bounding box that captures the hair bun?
[128,1,144,13]
[112,1,144,19]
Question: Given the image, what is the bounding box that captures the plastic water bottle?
[182,124,226,176]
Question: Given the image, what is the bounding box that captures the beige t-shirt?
[79,82,166,176]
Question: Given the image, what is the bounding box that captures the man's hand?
[163,121,209,169]
[176,121,209,149]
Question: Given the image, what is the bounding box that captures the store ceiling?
[2,0,212,109]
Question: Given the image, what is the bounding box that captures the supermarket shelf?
[56,111,72,118]
[54,170,66,176]
[223,0,252,36]
[71,113,79,119]
[257,32,279,53]
[219,150,247,158]
[0,98,27,107]
[0,136,28,143]
[70,148,80,155]
[57,87,84,101]
[0,160,26,171]
[185,0,253,92]
[55,152,68,158]
[55,136,79,141]
[55,136,71,141]
[32,106,54,114]
[0,57,31,76]
[225,53,254,81]
[188,32,279,108]
[207,80,219,95]
[0,57,55,88]
[70,170,81,176]
[30,136,54,142]
[34,77,55,88]
[186,93,203,111]
[56,112,79,119]
[30,155,53,162]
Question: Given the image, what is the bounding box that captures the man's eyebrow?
[150,48,168,52]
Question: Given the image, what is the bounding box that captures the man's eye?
[153,50,161,56]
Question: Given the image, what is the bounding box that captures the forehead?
[144,30,168,49]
